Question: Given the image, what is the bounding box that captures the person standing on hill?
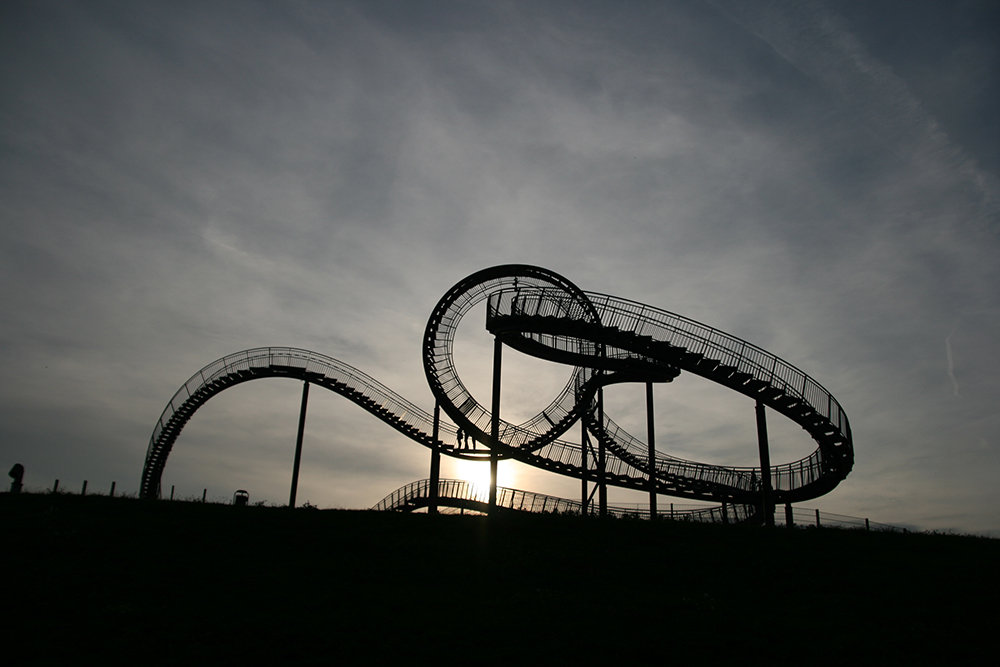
[9,463,24,493]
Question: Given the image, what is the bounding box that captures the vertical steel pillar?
[598,386,607,518]
[489,337,502,515]
[785,503,794,528]
[429,402,441,515]
[289,380,309,509]
[646,382,657,520]
[581,417,589,514]
[755,400,774,527]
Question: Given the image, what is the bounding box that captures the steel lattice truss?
[141,265,853,507]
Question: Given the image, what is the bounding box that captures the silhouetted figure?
[9,463,24,493]
[457,428,464,449]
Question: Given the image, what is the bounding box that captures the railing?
[777,507,905,532]
[374,479,903,531]
[148,347,457,450]
[586,292,849,435]
[489,287,848,434]
[372,478,743,521]
[147,266,852,505]
[484,288,850,496]
[143,347,465,497]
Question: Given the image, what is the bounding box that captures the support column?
[755,400,774,527]
[289,380,309,508]
[646,382,657,520]
[581,417,588,514]
[489,336,502,515]
[598,386,607,518]
[785,503,794,529]
[429,402,441,515]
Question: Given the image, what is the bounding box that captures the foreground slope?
[3,492,995,663]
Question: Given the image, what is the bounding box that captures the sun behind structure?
[451,457,516,493]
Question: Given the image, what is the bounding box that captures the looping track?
[141,265,853,505]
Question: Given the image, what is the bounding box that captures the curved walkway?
[142,265,854,506]
[373,478,755,523]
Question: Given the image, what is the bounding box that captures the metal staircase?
[373,478,759,523]
[141,348,461,499]
[143,264,853,512]
[484,286,852,504]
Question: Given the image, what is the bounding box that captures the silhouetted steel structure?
[372,478,758,523]
[141,265,854,521]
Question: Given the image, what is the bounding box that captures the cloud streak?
[946,325,960,397]
[1,0,997,534]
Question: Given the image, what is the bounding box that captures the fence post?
[170,485,175,500]
[52,479,59,493]
[81,480,88,496]
[785,503,794,528]
[865,518,870,531]
[815,509,821,527]
[202,489,207,503]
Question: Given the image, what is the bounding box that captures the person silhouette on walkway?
[457,428,464,448]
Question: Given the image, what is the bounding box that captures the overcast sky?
[2,0,998,534]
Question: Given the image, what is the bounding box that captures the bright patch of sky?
[2,0,997,534]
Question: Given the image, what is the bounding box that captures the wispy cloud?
[1,0,997,532]
[946,325,960,397]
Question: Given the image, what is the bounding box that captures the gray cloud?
[1,0,997,533]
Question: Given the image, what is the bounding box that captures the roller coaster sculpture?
[141,265,854,523]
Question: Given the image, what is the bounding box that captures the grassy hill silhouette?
[3,491,995,663]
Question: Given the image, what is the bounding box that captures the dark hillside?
[2,492,996,664]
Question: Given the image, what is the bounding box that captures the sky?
[2,0,998,535]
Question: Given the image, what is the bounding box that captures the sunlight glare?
[452,458,517,492]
